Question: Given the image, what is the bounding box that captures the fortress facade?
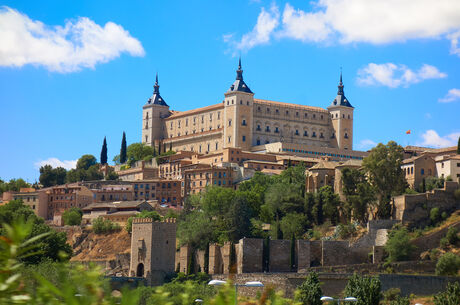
[142,59,355,156]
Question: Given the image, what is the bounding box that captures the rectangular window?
[242,135,246,142]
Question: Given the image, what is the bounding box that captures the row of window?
[134,182,177,189]
[281,148,363,160]
[256,107,326,119]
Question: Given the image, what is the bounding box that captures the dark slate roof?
[227,58,253,94]
[330,73,353,108]
[146,74,168,106]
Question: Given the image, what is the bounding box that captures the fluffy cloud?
[357,63,447,88]
[0,7,145,73]
[34,158,77,170]
[438,88,460,103]
[233,4,279,51]
[357,139,377,150]
[419,130,460,148]
[230,1,460,53]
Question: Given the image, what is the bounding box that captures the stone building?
[182,163,234,196]
[1,188,45,218]
[435,154,460,182]
[142,59,358,156]
[402,155,436,190]
[129,218,177,285]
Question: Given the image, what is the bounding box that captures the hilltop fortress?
[142,59,359,159]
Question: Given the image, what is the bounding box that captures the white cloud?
[357,63,447,88]
[357,139,377,150]
[419,130,460,148]
[226,4,279,52]
[35,158,77,170]
[230,1,460,53]
[0,6,145,73]
[438,88,460,103]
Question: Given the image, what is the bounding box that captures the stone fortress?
[142,59,357,158]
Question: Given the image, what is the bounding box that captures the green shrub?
[433,281,460,305]
[385,227,415,262]
[294,272,322,305]
[442,212,448,220]
[430,207,441,224]
[344,274,381,305]
[383,287,401,301]
[440,237,450,249]
[389,296,410,305]
[92,217,121,234]
[446,227,459,245]
[435,252,460,276]
[62,207,82,226]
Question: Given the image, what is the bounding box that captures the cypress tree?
[120,132,127,164]
[100,137,108,165]
[457,136,460,154]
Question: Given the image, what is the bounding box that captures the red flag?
[406,130,411,134]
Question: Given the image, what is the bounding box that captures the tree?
[280,213,307,239]
[39,165,67,187]
[62,208,82,226]
[318,186,340,225]
[433,281,460,305]
[344,274,381,305]
[435,253,460,276]
[385,226,415,262]
[362,141,407,218]
[342,168,375,223]
[294,272,322,305]
[100,137,108,165]
[0,200,72,264]
[126,143,154,166]
[457,136,460,155]
[76,154,97,170]
[120,131,127,164]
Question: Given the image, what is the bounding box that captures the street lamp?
[321,296,358,305]
[208,280,264,305]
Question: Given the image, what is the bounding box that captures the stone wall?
[269,240,292,272]
[296,240,310,272]
[209,243,223,275]
[237,238,263,273]
[393,181,459,227]
[212,272,460,298]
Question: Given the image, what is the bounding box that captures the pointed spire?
[337,68,344,95]
[236,56,243,81]
[153,72,160,94]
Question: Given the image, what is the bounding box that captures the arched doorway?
[136,263,144,277]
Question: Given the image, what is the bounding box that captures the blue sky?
[1,0,459,183]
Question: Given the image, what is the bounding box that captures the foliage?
[0,218,140,305]
[294,271,322,305]
[344,274,381,305]
[433,281,460,305]
[435,252,460,276]
[430,207,441,225]
[388,296,410,305]
[105,167,119,180]
[66,154,103,183]
[61,207,82,226]
[385,226,415,262]
[362,141,407,218]
[341,168,376,223]
[126,210,162,233]
[92,217,121,234]
[100,136,108,165]
[280,213,308,239]
[0,178,31,195]
[446,226,459,245]
[423,176,445,191]
[335,223,357,240]
[319,186,340,225]
[382,287,401,302]
[120,131,127,164]
[39,165,67,187]
[126,143,155,166]
[0,200,72,264]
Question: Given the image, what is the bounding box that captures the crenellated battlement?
[132,217,177,224]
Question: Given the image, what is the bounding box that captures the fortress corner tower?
[327,72,354,150]
[223,58,254,150]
